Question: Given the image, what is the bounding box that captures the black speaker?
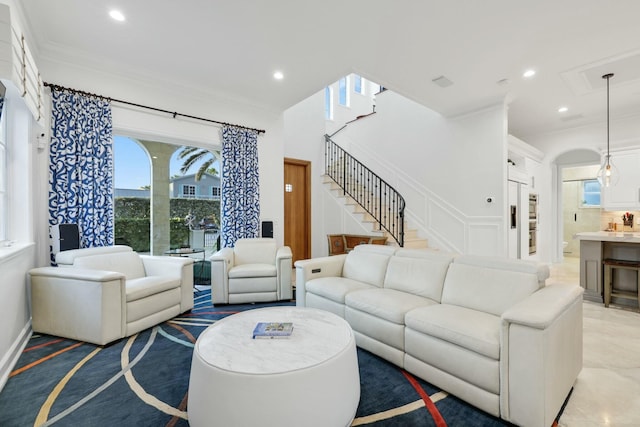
[58,223,80,251]
[261,221,274,238]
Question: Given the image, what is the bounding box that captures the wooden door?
[284,158,311,264]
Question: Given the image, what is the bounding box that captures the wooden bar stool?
[603,258,640,309]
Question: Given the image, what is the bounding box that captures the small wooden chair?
[603,258,640,310]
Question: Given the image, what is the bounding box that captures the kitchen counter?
[575,231,640,243]
[576,232,640,306]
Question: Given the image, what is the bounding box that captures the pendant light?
[597,73,618,187]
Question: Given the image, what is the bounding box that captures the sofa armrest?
[29,267,126,345]
[276,246,293,300]
[294,255,347,307]
[502,284,584,328]
[141,255,194,312]
[210,248,234,304]
[500,284,584,427]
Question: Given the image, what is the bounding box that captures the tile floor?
[551,257,640,427]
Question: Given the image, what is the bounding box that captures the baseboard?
[0,320,32,393]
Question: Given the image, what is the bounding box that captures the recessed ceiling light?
[558,106,569,113]
[109,10,125,22]
[273,71,284,80]
[523,69,536,78]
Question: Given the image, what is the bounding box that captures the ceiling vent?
[432,75,454,88]
[561,50,640,95]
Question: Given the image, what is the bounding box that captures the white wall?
[286,84,509,256]
[333,92,507,255]
[0,83,38,391]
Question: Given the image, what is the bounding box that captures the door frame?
[284,157,311,261]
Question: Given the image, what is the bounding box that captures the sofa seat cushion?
[229,264,276,278]
[126,276,180,303]
[405,304,501,360]
[306,277,375,304]
[346,288,437,324]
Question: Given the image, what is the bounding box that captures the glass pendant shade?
[597,154,619,187]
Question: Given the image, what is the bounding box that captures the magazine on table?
[252,322,294,339]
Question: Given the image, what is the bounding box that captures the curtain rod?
[43,82,266,134]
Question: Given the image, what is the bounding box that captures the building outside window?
[211,186,220,198]
[182,185,196,198]
[338,77,349,106]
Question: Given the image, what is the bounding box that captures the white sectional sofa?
[295,245,583,427]
[29,245,194,345]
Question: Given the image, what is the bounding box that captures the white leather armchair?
[29,246,194,345]
[210,238,292,304]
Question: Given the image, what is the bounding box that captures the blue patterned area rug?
[1,290,516,426]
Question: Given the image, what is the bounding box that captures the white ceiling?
[17,0,640,141]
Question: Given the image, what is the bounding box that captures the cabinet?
[602,149,640,210]
[580,240,603,302]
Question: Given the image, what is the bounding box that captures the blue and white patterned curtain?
[49,88,114,261]
[221,125,260,247]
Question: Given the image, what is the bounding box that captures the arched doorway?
[553,149,601,262]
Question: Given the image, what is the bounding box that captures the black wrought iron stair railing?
[324,135,405,246]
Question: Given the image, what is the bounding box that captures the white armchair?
[29,246,194,345]
[210,238,292,304]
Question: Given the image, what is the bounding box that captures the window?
[183,185,196,198]
[581,179,601,207]
[211,186,220,198]
[354,75,364,95]
[338,77,349,106]
[324,86,333,120]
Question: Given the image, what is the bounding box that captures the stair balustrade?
[325,135,405,246]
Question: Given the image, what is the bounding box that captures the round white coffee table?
[188,306,360,427]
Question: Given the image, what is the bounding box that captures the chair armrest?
[294,255,347,307]
[141,255,195,312]
[210,248,234,304]
[276,246,293,300]
[276,246,292,261]
[29,267,126,345]
[29,266,123,282]
[141,255,193,277]
[500,284,584,427]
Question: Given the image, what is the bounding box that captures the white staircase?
[323,175,428,249]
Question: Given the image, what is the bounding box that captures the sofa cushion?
[55,245,133,266]
[405,304,501,360]
[441,263,539,316]
[383,253,454,302]
[343,251,391,287]
[126,276,181,302]
[453,254,549,284]
[352,244,398,256]
[73,252,147,280]
[229,264,277,278]
[234,238,277,266]
[306,277,375,304]
[346,288,437,324]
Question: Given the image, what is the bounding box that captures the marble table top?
[195,306,354,375]
[575,231,640,243]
